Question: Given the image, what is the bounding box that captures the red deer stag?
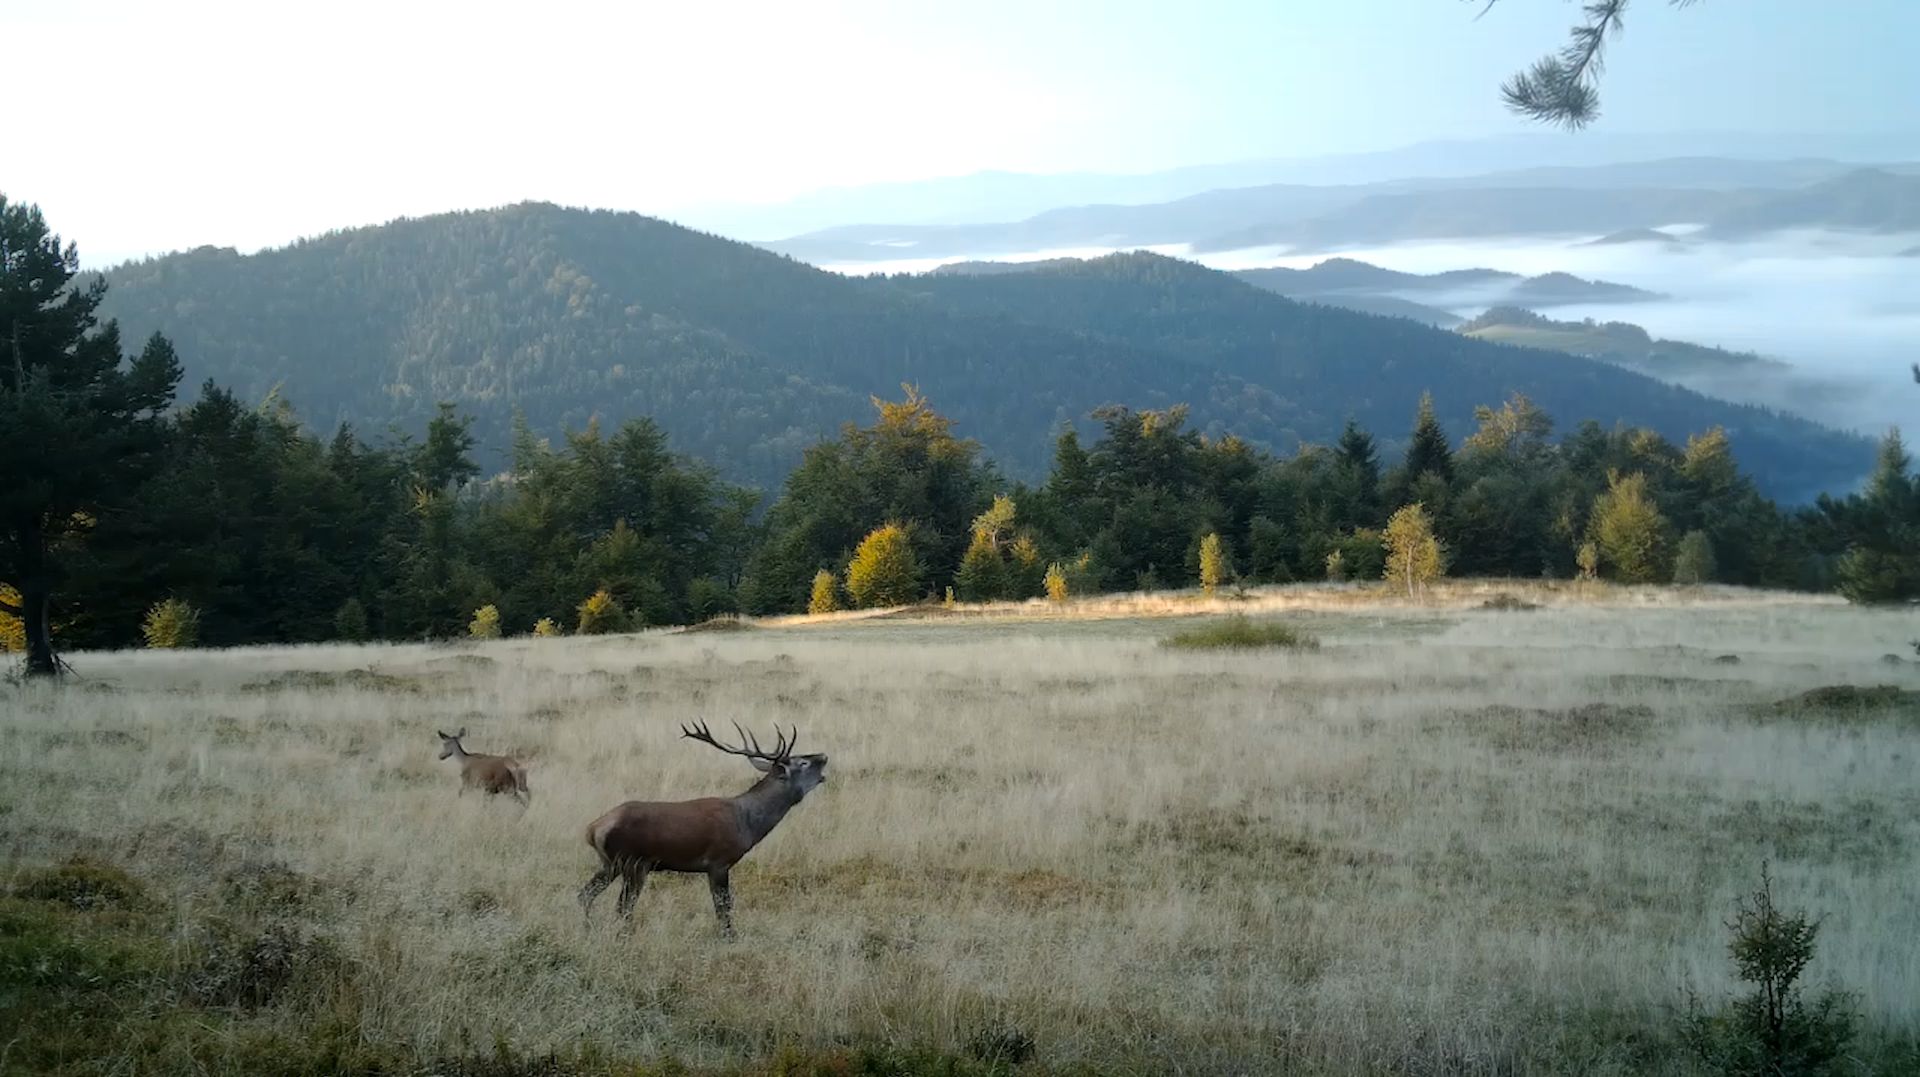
[436,728,531,805]
[578,720,828,938]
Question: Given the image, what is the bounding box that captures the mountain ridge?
[91,202,1870,502]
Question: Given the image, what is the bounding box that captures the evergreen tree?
[1007,533,1046,599]
[1402,392,1455,486]
[1331,417,1381,528]
[1827,430,1920,604]
[0,197,183,675]
[1591,471,1671,583]
[845,522,921,608]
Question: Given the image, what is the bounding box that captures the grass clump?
[14,855,148,911]
[1162,614,1318,651]
[1480,593,1540,611]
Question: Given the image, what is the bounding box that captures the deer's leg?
[577,864,617,925]
[614,863,650,935]
[707,869,735,940]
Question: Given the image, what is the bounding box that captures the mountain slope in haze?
[1705,168,1920,237]
[1231,258,1661,306]
[762,158,1920,266]
[685,135,1920,241]
[1458,307,1789,376]
[93,203,1868,501]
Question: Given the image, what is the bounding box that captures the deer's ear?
[436,730,449,739]
[456,726,468,739]
[747,757,779,774]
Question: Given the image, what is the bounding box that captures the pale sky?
[5,0,1915,265]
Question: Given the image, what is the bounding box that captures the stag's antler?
[680,719,797,764]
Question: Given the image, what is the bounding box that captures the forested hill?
[95,202,1869,500]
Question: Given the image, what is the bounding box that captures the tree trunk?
[22,581,56,677]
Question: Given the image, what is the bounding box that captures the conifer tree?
[1403,392,1455,485]
[1,198,183,675]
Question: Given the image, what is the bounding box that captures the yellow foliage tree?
[576,589,628,635]
[1198,532,1227,596]
[1044,562,1069,604]
[532,617,561,637]
[1,585,27,653]
[1382,503,1444,596]
[468,604,502,640]
[142,598,201,649]
[808,570,841,614]
[845,522,921,608]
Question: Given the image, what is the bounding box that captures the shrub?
[1324,548,1347,582]
[808,570,841,615]
[1576,541,1601,581]
[687,577,738,622]
[333,597,370,641]
[1198,532,1226,596]
[531,617,561,638]
[575,589,628,635]
[1682,863,1856,1076]
[468,604,502,640]
[1673,530,1718,585]
[846,523,921,608]
[1163,615,1319,651]
[1045,562,1069,604]
[141,597,201,649]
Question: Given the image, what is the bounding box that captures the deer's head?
[682,720,829,796]
[436,727,468,760]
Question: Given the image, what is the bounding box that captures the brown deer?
[436,727,531,805]
[578,720,828,938]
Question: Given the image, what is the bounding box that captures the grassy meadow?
[3,582,1919,1075]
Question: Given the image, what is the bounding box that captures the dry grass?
[3,587,1918,1074]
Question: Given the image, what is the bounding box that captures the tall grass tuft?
[1162,614,1319,651]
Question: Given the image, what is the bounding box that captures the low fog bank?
[823,229,1919,440]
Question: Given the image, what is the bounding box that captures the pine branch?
[1483,0,1702,129]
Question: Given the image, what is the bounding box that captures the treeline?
[6,197,1919,665]
[10,378,1920,656]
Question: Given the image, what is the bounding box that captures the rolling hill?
[1231,258,1662,307]
[93,203,1870,501]
[1458,308,1789,377]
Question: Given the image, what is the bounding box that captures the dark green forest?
[91,201,1868,501]
[6,196,1917,669]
